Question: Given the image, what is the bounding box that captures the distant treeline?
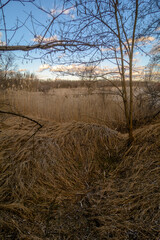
[0,73,152,92]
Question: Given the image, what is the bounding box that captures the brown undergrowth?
[0,116,160,239]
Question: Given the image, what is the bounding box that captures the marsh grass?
[0,86,160,239]
[2,85,157,133]
[1,88,125,130]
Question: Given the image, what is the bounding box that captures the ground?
[0,115,160,240]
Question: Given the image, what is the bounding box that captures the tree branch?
[0,110,42,129]
[0,40,98,52]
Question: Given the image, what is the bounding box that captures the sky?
[0,0,159,80]
[0,0,60,79]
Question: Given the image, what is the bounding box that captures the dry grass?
[0,112,160,239]
[1,88,125,130]
[0,86,160,239]
[2,86,158,133]
[90,122,160,240]
[0,116,124,239]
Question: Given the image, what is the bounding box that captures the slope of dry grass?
[0,116,125,239]
[90,122,160,240]
[0,113,160,239]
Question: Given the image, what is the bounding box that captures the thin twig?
[0,110,42,128]
[0,110,43,152]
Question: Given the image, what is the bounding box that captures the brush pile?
[0,116,159,239]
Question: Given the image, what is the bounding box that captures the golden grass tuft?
[0,115,159,239]
[0,117,124,239]
[89,122,160,240]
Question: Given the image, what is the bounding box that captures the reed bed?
[1,89,125,130]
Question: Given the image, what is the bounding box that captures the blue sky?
[1,0,59,78]
[0,0,159,80]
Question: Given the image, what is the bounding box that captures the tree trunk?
[128,0,139,143]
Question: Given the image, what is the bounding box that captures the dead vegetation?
[0,113,160,239]
[1,80,159,133]
[1,88,125,131]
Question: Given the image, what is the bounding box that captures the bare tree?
[0,0,96,63]
[0,0,159,142]
[59,0,160,142]
[143,48,160,116]
[0,52,16,80]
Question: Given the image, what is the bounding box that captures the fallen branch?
[0,110,42,128]
[0,110,43,149]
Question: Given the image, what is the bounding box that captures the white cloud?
[101,48,108,52]
[150,44,160,54]
[136,66,145,71]
[135,36,155,43]
[37,63,147,81]
[70,14,75,19]
[18,69,27,72]
[0,41,6,46]
[49,64,120,75]
[101,47,115,52]
[50,8,57,15]
[50,7,75,16]
[33,35,58,43]
[133,58,139,63]
[50,64,98,74]
[125,37,155,47]
[36,72,52,80]
[38,64,51,72]
[0,32,6,46]
[58,53,66,59]
[63,9,70,15]
[63,7,76,15]
[155,26,160,31]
